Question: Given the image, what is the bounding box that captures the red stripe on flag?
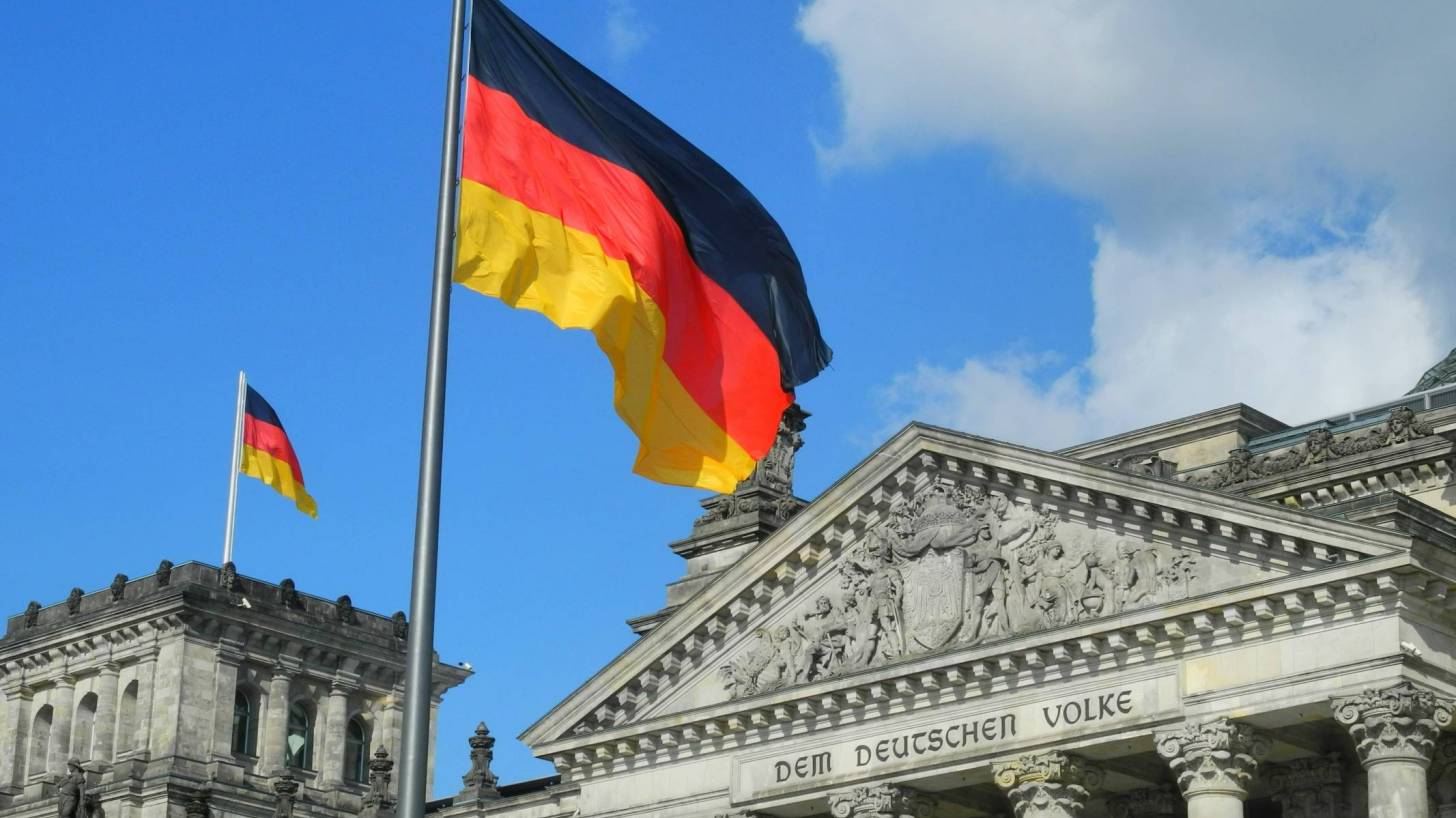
[243,415,306,486]
[460,78,789,458]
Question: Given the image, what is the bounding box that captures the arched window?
[344,717,370,783]
[73,693,98,760]
[285,701,314,770]
[29,705,53,778]
[231,689,258,755]
[116,681,139,755]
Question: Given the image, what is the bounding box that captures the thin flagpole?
[222,369,247,565]
[399,0,469,816]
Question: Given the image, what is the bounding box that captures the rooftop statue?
[1410,346,1456,393]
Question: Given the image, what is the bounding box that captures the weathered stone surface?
[1268,754,1346,818]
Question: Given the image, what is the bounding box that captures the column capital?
[826,783,935,818]
[98,661,121,676]
[1155,717,1268,799]
[53,673,78,689]
[992,751,1102,816]
[1267,754,1346,818]
[1332,681,1454,767]
[1105,785,1179,817]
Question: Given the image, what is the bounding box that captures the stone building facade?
[13,371,1456,818]
[0,562,468,818]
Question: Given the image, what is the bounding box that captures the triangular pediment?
[523,423,1411,756]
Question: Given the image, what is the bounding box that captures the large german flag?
[455,0,832,493]
[241,386,317,518]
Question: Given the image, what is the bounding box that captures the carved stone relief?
[721,481,1204,698]
[1184,406,1436,489]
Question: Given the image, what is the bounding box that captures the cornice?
[1058,404,1287,464]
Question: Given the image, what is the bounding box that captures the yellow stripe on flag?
[241,444,318,518]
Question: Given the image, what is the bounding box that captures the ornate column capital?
[826,783,935,818]
[1105,785,1179,817]
[1332,681,1454,767]
[1154,717,1268,799]
[992,752,1103,816]
[1267,754,1346,818]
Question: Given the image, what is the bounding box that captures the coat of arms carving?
[721,481,1202,698]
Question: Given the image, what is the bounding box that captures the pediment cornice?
[521,424,1418,756]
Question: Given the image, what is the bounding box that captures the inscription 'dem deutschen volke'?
[733,679,1169,801]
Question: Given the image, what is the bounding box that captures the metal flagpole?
[222,369,247,565]
[399,0,469,817]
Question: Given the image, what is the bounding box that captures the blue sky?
[4,0,1453,787]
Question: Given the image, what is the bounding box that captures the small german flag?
[455,0,832,492]
[241,387,317,518]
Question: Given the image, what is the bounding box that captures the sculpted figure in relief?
[723,480,1204,698]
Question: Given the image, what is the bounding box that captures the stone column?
[1105,785,1179,817]
[992,752,1103,817]
[318,680,351,788]
[0,685,33,796]
[210,646,244,760]
[91,663,120,765]
[1333,682,1455,818]
[262,665,295,774]
[1267,754,1347,818]
[826,783,935,818]
[1155,718,1268,818]
[47,675,77,776]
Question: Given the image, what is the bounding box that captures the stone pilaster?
[826,783,935,818]
[1155,718,1268,818]
[47,675,78,776]
[1333,681,1455,818]
[1105,785,1180,817]
[992,752,1103,817]
[318,679,352,788]
[91,663,120,765]
[134,647,161,762]
[262,664,295,773]
[210,645,244,761]
[1268,754,1346,818]
[0,685,33,797]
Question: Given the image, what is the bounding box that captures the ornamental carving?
[458,722,500,801]
[1184,406,1435,489]
[1331,681,1454,765]
[696,405,810,528]
[1155,718,1268,799]
[721,481,1201,698]
[826,783,934,818]
[1267,755,1345,818]
[993,752,1103,817]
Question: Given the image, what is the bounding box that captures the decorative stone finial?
[1266,754,1345,818]
[826,783,934,818]
[361,747,397,818]
[391,612,408,640]
[992,751,1103,816]
[1332,681,1454,766]
[109,574,127,602]
[1155,718,1268,799]
[279,578,303,610]
[156,560,174,586]
[458,722,500,801]
[336,595,356,624]
[183,787,210,818]
[694,404,810,529]
[66,588,83,615]
[271,770,300,818]
[23,601,40,628]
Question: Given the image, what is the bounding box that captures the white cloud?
[605,0,650,65]
[802,1,1456,446]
